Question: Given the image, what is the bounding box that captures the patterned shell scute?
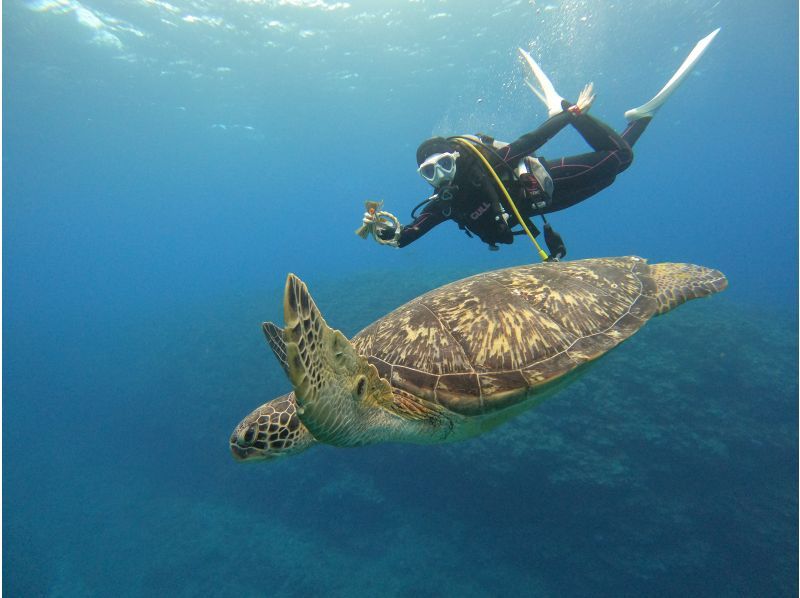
[354,302,473,375]
[352,257,659,416]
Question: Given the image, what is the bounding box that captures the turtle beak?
[229,429,262,462]
[229,423,273,462]
[229,394,318,463]
[230,442,249,461]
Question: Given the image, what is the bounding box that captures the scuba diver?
[359,29,720,259]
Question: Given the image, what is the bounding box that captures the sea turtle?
[230,256,726,462]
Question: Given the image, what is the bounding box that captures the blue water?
[4,0,797,596]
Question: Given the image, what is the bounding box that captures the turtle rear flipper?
[650,263,728,315]
[282,274,394,447]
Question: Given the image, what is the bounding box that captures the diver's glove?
[355,200,401,246]
[565,82,595,116]
[363,211,397,238]
[376,222,400,241]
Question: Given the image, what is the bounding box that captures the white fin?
[625,28,720,121]
[518,48,566,117]
[525,79,548,105]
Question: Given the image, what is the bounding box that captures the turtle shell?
[351,256,659,416]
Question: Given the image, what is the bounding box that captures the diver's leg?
[540,111,648,203]
[619,116,651,148]
[557,111,650,179]
[543,169,616,214]
[570,113,630,153]
[541,139,629,212]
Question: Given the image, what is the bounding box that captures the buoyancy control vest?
[444,145,514,247]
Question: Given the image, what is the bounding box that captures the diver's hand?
[361,211,396,239]
[569,83,595,115]
[376,222,398,241]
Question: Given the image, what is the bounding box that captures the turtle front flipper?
[282,274,395,447]
[262,321,290,376]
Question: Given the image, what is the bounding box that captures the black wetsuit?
[387,109,651,248]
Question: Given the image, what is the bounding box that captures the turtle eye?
[242,424,256,445]
[355,376,367,397]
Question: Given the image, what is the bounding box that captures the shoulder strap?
[448,136,548,260]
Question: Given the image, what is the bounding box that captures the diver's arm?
[497,84,597,163]
[377,201,448,248]
[497,110,575,163]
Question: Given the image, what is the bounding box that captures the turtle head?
[282,273,396,447]
[230,392,317,462]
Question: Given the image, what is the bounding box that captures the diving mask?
[418,151,460,186]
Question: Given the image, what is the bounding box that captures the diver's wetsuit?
[386,109,650,248]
